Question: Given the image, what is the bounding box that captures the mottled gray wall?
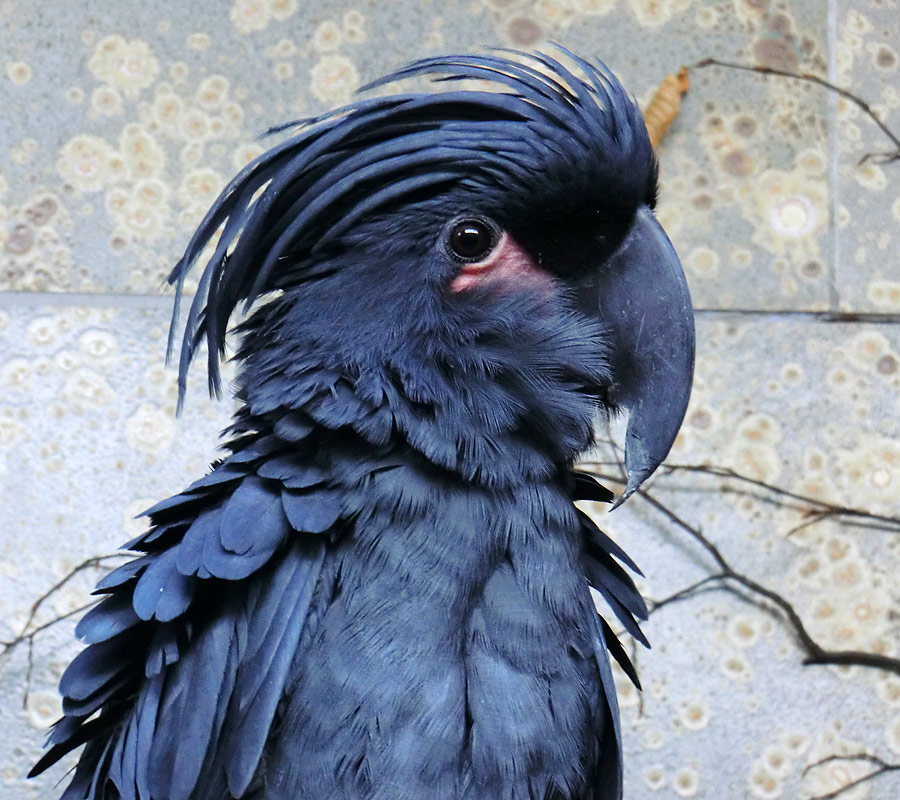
[1,1,899,798]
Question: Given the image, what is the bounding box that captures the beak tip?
[609,491,630,511]
[610,465,651,510]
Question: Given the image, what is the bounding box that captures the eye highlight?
[443,216,500,263]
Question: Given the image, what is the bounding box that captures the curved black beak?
[587,206,695,506]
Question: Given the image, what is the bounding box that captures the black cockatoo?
[31,50,694,800]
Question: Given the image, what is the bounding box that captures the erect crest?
[168,47,653,405]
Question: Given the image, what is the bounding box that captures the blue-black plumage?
[31,48,694,800]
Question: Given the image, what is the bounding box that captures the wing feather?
[223,537,325,797]
[31,447,339,800]
[75,594,142,644]
[573,471,647,799]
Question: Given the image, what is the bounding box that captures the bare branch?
[588,469,900,677]
[693,58,900,165]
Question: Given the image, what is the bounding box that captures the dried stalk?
[644,67,690,148]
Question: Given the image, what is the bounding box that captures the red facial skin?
[450,232,555,294]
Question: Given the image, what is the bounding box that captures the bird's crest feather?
[166,48,650,408]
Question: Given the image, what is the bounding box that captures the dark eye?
[444,217,499,262]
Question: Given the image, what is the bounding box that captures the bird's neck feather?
[233,282,611,487]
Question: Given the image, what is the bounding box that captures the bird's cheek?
[449,232,553,294]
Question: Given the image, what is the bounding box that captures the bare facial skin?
[450,232,554,294]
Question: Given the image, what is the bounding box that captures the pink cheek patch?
[450,232,554,294]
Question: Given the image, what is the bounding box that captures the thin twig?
[663,463,900,530]
[580,458,900,535]
[714,485,900,535]
[624,638,645,718]
[0,555,119,705]
[648,574,726,614]
[803,753,900,800]
[8,601,99,707]
[18,554,121,636]
[804,753,894,776]
[694,58,900,164]
[783,510,830,539]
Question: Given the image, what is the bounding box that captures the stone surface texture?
[0,1,898,799]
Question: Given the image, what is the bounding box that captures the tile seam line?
[0,293,897,324]
[0,292,172,308]
[826,0,841,311]
[694,309,900,323]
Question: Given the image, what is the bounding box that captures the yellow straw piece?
[644,67,690,149]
